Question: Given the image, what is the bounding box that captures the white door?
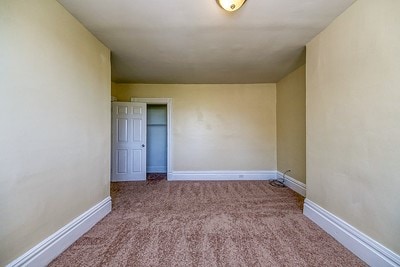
[111,102,147,181]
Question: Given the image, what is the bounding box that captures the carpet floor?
[50,180,366,266]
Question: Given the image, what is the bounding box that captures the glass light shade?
[217,0,247,12]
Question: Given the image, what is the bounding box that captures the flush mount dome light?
[217,0,247,12]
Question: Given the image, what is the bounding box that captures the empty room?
[1,0,399,266]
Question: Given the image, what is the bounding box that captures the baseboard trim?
[304,199,400,267]
[169,171,276,181]
[7,197,112,267]
[277,171,306,197]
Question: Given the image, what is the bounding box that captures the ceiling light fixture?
[217,0,247,12]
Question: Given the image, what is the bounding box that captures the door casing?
[131,98,173,180]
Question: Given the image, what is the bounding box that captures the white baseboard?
[7,197,112,267]
[169,171,276,181]
[167,172,173,180]
[304,199,400,267]
[277,171,306,197]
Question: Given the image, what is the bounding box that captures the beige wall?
[307,0,400,254]
[112,84,277,171]
[276,65,306,184]
[0,1,111,265]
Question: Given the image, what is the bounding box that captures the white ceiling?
[58,0,356,84]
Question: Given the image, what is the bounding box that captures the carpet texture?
[50,181,366,266]
[146,173,167,182]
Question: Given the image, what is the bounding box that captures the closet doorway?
[147,105,167,175]
[131,97,172,180]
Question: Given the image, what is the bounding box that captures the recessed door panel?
[132,119,142,142]
[117,119,128,142]
[117,149,128,173]
[117,106,128,115]
[132,149,142,172]
[133,107,142,114]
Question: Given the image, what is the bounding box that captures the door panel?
[117,149,128,173]
[112,102,146,181]
[132,119,142,142]
[117,119,128,142]
[132,149,142,172]
[117,105,128,114]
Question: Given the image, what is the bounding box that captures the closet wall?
[147,105,167,173]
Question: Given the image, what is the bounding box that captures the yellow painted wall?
[112,84,277,171]
[276,65,306,184]
[307,0,400,253]
[0,1,111,265]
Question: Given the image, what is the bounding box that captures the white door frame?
[131,97,173,180]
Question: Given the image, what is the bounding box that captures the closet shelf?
[147,123,167,126]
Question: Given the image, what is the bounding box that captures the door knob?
[142,144,145,147]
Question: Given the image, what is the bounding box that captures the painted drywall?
[0,1,111,265]
[112,84,276,171]
[58,0,355,84]
[307,0,400,254]
[276,65,306,184]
